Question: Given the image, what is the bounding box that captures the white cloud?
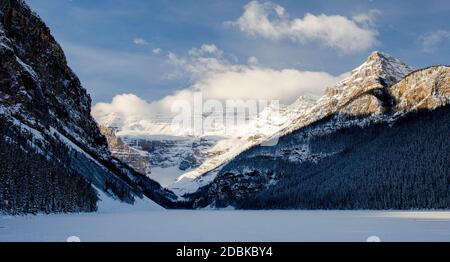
[420,30,450,53]
[200,44,220,54]
[133,37,149,45]
[190,67,344,102]
[152,48,162,54]
[352,9,381,28]
[93,44,347,125]
[94,94,154,119]
[228,1,379,54]
[247,56,259,65]
[165,44,239,80]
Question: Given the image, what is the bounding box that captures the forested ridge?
[192,106,450,209]
[0,117,98,214]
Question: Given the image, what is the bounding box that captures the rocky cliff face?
[390,66,450,112]
[0,0,177,211]
[99,125,152,176]
[187,52,450,209]
[0,0,109,159]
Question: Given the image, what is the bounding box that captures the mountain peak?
[366,51,402,63]
[368,50,385,59]
[367,50,389,60]
[328,51,413,97]
[359,51,413,86]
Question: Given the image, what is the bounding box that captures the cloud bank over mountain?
[227,1,379,54]
[92,44,347,123]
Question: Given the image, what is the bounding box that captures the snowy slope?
[95,188,163,213]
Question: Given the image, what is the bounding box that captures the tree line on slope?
[202,106,450,209]
[0,117,98,214]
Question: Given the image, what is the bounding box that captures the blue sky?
[27,0,450,104]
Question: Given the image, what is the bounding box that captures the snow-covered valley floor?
[1,210,450,242]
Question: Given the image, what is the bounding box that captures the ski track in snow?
[1,211,450,242]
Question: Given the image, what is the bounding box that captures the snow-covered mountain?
[184,54,450,209]
[169,95,317,194]
[95,51,419,196]
[0,0,178,214]
[283,51,414,135]
[94,39,450,210]
[95,94,317,193]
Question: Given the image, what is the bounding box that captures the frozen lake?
[1,210,450,242]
